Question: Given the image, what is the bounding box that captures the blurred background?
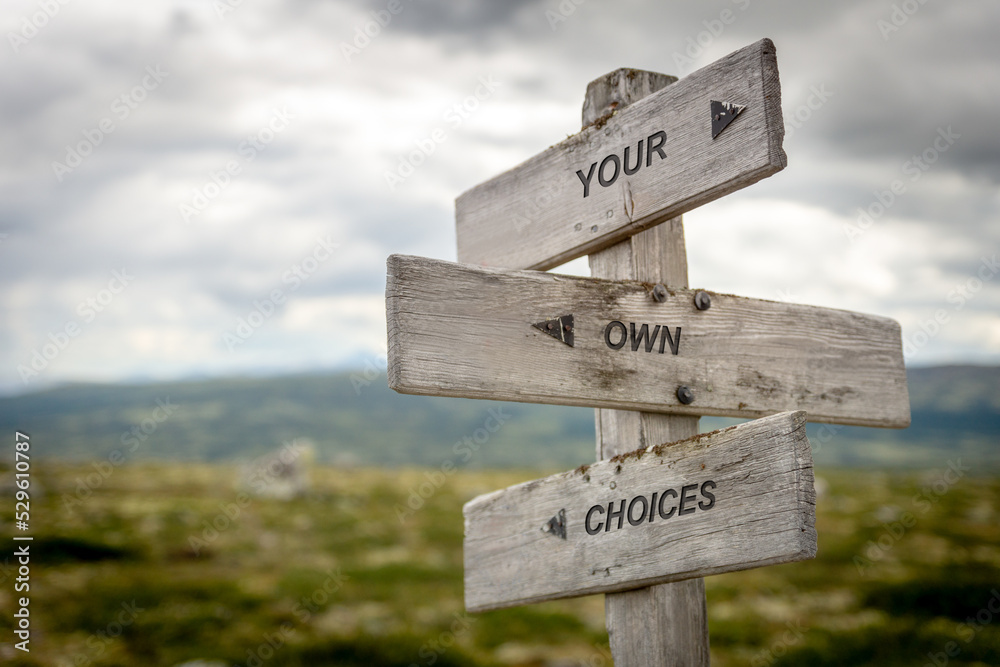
[1,1,998,665]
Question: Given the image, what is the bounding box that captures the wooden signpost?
[464,411,816,612]
[456,39,784,271]
[385,37,909,665]
[387,254,910,427]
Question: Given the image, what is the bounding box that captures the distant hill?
[0,366,996,470]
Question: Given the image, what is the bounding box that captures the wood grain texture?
[455,38,786,271]
[590,219,696,461]
[595,408,701,463]
[591,218,707,667]
[462,411,817,612]
[588,217,690,290]
[605,579,709,667]
[386,254,911,428]
[581,69,678,129]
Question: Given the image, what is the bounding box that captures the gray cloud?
[1,0,997,395]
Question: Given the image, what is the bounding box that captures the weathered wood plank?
[386,254,911,428]
[591,218,708,666]
[590,219,696,461]
[605,579,709,667]
[581,68,678,129]
[455,38,786,271]
[463,411,816,612]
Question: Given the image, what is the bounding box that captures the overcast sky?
[2,0,998,395]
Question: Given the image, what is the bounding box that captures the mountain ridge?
[1,365,996,470]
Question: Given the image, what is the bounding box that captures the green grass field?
[1,461,999,666]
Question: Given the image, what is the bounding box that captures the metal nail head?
[676,385,695,405]
[694,291,711,311]
[652,284,668,303]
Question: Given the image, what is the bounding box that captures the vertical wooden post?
[584,69,710,666]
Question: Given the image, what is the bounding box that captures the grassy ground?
[0,460,998,666]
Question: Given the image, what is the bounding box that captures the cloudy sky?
[2,0,998,395]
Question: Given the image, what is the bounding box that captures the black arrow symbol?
[542,509,567,540]
[711,100,747,139]
[532,314,574,347]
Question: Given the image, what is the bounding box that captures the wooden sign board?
[386,254,910,428]
[463,411,816,612]
[455,38,786,271]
